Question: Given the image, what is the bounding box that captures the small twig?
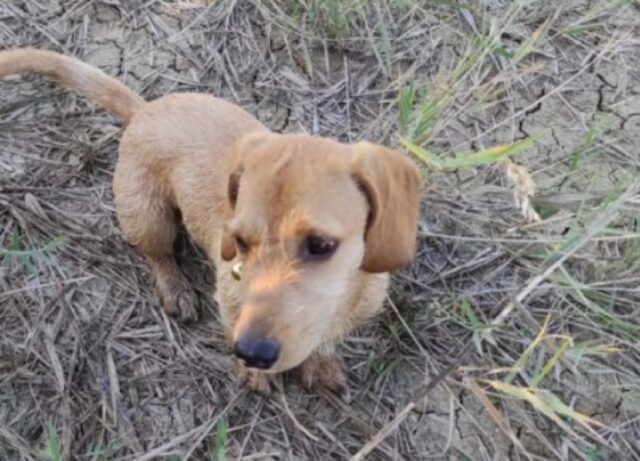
[280,393,320,442]
[349,402,416,461]
[141,391,245,461]
[343,54,352,141]
[483,181,639,341]
[466,378,532,460]
[349,341,474,461]
[0,275,94,298]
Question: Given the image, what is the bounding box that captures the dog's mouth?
[239,358,277,371]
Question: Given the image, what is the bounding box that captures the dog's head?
[220,132,421,372]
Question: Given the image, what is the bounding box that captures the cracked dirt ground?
[1,1,640,460]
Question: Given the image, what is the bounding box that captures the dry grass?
[1,0,640,459]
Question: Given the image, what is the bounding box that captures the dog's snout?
[233,333,280,369]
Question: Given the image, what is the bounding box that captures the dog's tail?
[0,48,144,124]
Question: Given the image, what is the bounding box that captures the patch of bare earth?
[1,1,639,460]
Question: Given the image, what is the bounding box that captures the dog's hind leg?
[113,159,199,322]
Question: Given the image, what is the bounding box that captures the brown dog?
[0,49,421,394]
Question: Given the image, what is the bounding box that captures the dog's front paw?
[235,362,278,395]
[157,284,200,323]
[297,352,348,398]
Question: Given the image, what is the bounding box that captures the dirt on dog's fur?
[1,1,639,460]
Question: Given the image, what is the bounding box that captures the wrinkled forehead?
[233,141,368,239]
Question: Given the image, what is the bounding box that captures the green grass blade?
[532,337,572,387]
[402,136,537,173]
[46,421,61,461]
[442,137,537,170]
[211,419,228,461]
[0,236,64,257]
[398,85,415,136]
[512,16,553,64]
[505,314,551,384]
[400,138,444,169]
[487,381,605,442]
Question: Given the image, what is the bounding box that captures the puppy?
[0,49,421,394]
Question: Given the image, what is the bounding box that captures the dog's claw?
[176,290,200,322]
[297,353,349,399]
[158,286,200,323]
[235,361,277,395]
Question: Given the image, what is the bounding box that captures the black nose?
[233,334,280,369]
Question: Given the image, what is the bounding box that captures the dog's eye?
[302,235,338,260]
[234,235,250,254]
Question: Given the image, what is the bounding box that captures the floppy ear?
[220,227,237,262]
[352,141,422,273]
[226,131,272,208]
[221,130,272,262]
[220,164,242,262]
